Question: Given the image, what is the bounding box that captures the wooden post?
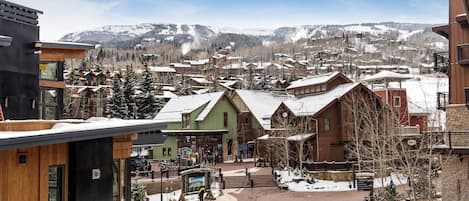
[285,138,289,168]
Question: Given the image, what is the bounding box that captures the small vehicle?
[130,157,151,174]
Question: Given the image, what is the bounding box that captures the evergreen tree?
[136,66,162,119]
[106,74,128,119]
[123,66,137,119]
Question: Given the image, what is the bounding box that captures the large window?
[40,62,59,80]
[182,113,191,129]
[223,112,228,128]
[48,166,64,201]
[40,88,60,120]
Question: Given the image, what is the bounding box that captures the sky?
[14,0,448,41]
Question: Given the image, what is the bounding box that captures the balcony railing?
[433,52,449,74]
[437,92,449,111]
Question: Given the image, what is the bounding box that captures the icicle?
[31,98,35,109]
[4,97,8,108]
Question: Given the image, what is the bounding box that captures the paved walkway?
[221,187,368,201]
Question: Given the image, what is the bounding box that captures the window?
[162,148,166,156]
[48,166,64,201]
[223,112,228,128]
[182,113,190,129]
[316,86,321,92]
[167,148,172,156]
[465,88,469,106]
[40,88,60,120]
[393,96,401,108]
[40,62,59,80]
[321,85,326,91]
[227,139,233,155]
[324,118,330,132]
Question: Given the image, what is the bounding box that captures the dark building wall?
[0,18,40,119]
[69,138,113,201]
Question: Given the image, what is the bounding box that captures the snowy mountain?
[60,22,443,48]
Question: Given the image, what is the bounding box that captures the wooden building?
[433,1,469,200]
[0,119,166,201]
[36,41,95,120]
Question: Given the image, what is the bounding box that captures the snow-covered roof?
[149,66,176,73]
[162,86,176,91]
[170,63,191,68]
[155,91,178,99]
[219,80,238,90]
[154,92,225,123]
[287,72,341,90]
[183,59,209,65]
[0,119,166,150]
[287,133,315,141]
[361,70,411,82]
[222,63,246,69]
[284,83,361,116]
[235,90,291,129]
[38,41,95,49]
[191,77,213,84]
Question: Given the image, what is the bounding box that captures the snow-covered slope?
[60,22,439,46]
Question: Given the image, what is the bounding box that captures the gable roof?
[154,92,225,123]
[283,83,361,117]
[286,71,348,90]
[148,66,176,73]
[235,90,291,129]
[361,70,411,83]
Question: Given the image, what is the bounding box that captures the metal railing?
[302,161,356,171]
[433,52,449,74]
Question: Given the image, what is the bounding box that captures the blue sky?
[15,0,448,40]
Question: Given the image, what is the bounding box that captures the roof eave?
[0,122,167,151]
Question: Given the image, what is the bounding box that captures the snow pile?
[275,170,407,192]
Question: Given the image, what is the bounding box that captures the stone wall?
[446,104,469,131]
[441,156,469,201]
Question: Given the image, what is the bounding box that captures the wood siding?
[0,143,68,201]
[449,0,469,104]
[40,48,88,61]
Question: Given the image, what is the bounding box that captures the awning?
[287,133,315,141]
[0,35,12,47]
[161,129,229,136]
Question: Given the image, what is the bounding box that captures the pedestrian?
[198,186,205,201]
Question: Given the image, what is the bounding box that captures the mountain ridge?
[60,22,444,48]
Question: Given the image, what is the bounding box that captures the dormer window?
[182,113,190,129]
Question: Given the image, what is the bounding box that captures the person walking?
[198,186,205,201]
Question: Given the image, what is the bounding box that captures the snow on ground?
[276,170,407,192]
[148,190,181,201]
[148,182,221,201]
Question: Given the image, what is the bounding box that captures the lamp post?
[160,161,167,201]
